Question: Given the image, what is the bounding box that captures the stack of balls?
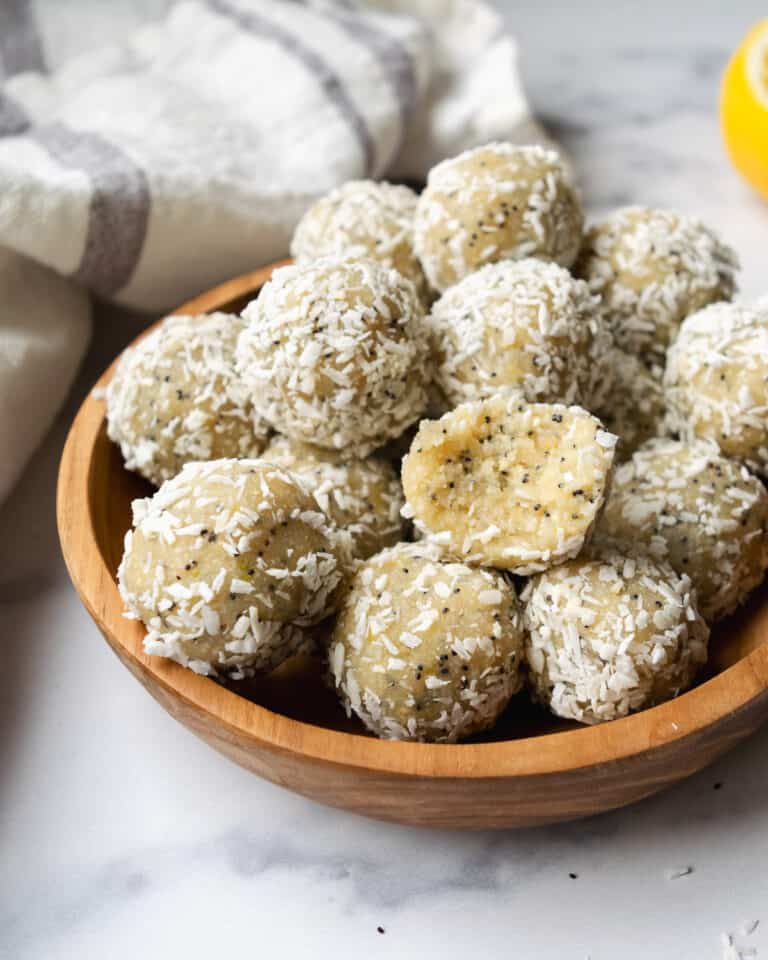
[109,141,768,742]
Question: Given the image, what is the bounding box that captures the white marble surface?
[3,2,768,957]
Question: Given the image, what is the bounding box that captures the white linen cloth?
[0,0,550,503]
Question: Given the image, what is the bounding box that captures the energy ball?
[523,550,709,724]
[107,312,268,486]
[118,459,347,678]
[665,303,768,475]
[290,180,430,304]
[595,349,667,460]
[575,206,738,362]
[426,258,612,410]
[238,257,430,457]
[329,542,524,742]
[414,143,583,292]
[594,438,768,622]
[401,395,617,573]
[262,435,405,560]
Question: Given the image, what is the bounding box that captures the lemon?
[721,19,768,199]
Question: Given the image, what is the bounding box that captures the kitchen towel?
[0,0,551,504]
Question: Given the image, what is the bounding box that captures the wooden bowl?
[58,261,768,829]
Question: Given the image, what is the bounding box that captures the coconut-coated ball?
[237,257,430,457]
[665,302,768,476]
[414,143,583,292]
[523,550,709,724]
[107,312,268,486]
[594,438,768,622]
[329,542,525,742]
[595,349,667,460]
[262,435,405,560]
[118,459,348,678]
[290,179,430,303]
[575,206,738,362]
[426,258,612,410]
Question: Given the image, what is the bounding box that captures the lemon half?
[721,19,768,199]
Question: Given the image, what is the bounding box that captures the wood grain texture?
[57,261,768,829]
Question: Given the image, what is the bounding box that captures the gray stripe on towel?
[0,92,30,136]
[0,0,46,76]
[208,0,376,176]
[311,4,419,163]
[32,124,150,297]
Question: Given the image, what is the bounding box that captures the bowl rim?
[57,261,768,781]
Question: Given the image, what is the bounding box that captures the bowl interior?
[85,279,768,746]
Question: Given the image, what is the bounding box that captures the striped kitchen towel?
[0,0,551,503]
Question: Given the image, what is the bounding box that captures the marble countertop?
[3,2,768,957]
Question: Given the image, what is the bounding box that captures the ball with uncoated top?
[107,312,269,486]
[523,549,709,724]
[118,459,349,678]
[401,395,617,573]
[329,542,525,742]
[414,142,583,292]
[237,257,431,457]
